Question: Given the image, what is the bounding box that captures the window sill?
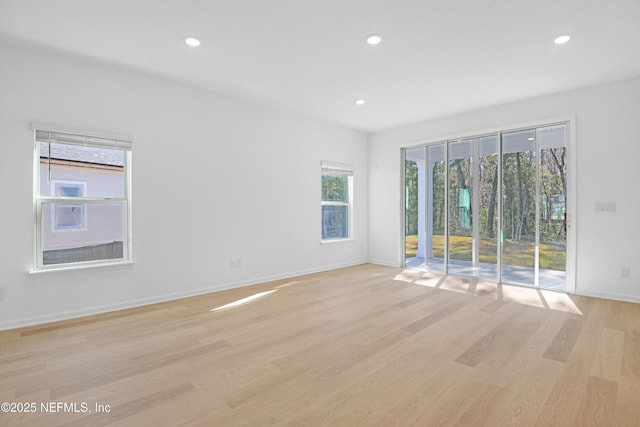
[321,238,355,245]
[29,260,135,275]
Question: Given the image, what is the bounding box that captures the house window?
[321,162,353,240]
[34,128,132,269]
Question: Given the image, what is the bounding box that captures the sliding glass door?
[404,147,424,268]
[429,144,446,272]
[502,129,537,286]
[448,140,474,276]
[478,136,500,280]
[404,144,446,272]
[403,123,569,290]
[538,125,567,290]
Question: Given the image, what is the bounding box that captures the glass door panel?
[478,135,499,280]
[404,147,425,268]
[501,129,537,285]
[538,124,567,290]
[428,144,446,272]
[448,140,474,276]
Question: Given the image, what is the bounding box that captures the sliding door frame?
[401,116,576,293]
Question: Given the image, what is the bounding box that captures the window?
[321,162,353,240]
[34,128,132,269]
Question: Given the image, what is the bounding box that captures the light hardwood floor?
[1,264,639,426]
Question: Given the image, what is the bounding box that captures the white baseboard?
[367,258,400,268]
[0,259,368,331]
[575,289,640,304]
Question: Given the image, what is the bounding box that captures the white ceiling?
[1,0,639,133]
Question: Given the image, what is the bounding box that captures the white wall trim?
[575,289,640,304]
[368,258,400,268]
[0,259,368,331]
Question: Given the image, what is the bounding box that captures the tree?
[405,161,419,235]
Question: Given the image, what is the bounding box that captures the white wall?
[369,75,640,303]
[0,42,368,330]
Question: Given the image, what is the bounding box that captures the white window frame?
[32,125,133,271]
[321,161,353,241]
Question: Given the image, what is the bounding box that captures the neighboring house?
[39,143,125,264]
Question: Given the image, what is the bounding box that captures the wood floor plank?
[542,317,583,362]
[50,340,230,399]
[454,308,540,369]
[487,310,567,389]
[620,328,640,380]
[480,299,506,313]
[401,299,467,334]
[533,354,590,426]
[614,374,640,426]
[0,264,639,426]
[108,391,230,427]
[484,357,565,426]
[386,362,475,426]
[453,383,508,426]
[590,327,625,381]
[394,286,438,308]
[579,376,618,427]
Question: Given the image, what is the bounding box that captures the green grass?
[405,234,566,271]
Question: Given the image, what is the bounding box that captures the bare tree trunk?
[516,153,525,240]
[455,160,467,190]
[486,166,498,238]
[550,147,567,196]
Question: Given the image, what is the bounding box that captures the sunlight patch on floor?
[274,281,301,289]
[394,270,441,286]
[211,290,278,312]
[394,269,582,315]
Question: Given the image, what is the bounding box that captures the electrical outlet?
[594,202,616,213]
[620,266,630,278]
[230,258,242,269]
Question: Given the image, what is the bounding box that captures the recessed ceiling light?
[554,35,571,44]
[184,36,201,47]
[528,137,535,141]
[366,34,382,45]
[355,99,366,106]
